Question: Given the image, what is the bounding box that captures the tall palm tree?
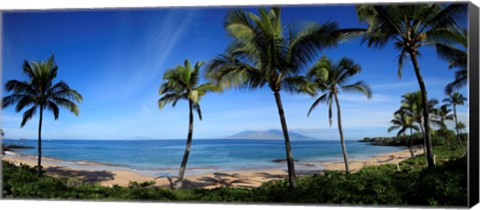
[456,121,466,136]
[434,104,454,129]
[356,3,467,169]
[388,111,419,157]
[2,55,83,176]
[398,91,440,154]
[206,8,354,188]
[158,59,218,189]
[434,104,455,147]
[307,56,372,174]
[434,29,467,94]
[443,92,467,148]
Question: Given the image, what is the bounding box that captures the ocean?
[2,139,403,176]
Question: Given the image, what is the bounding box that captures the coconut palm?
[434,29,467,94]
[356,3,467,168]
[398,91,440,154]
[2,55,83,176]
[206,8,355,188]
[307,56,372,174]
[443,92,467,148]
[434,104,454,129]
[456,121,466,137]
[158,59,218,189]
[433,104,455,147]
[388,110,419,157]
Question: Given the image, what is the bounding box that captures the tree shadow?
[254,172,287,179]
[45,166,115,184]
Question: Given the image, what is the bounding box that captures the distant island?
[226,129,317,140]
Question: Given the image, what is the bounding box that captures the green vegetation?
[388,110,419,157]
[2,4,469,205]
[158,59,219,189]
[2,143,467,206]
[356,4,467,169]
[206,7,357,189]
[443,92,467,148]
[434,29,467,94]
[307,56,372,174]
[2,55,83,176]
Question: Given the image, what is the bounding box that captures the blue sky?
[1,5,469,140]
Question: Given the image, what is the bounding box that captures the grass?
[2,142,468,206]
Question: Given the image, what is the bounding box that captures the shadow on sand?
[46,166,115,184]
[157,170,326,189]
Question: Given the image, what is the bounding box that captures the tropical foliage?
[388,111,419,157]
[206,7,356,188]
[2,55,82,176]
[434,29,467,94]
[443,92,467,148]
[158,59,218,189]
[356,3,467,169]
[307,56,372,173]
[3,142,467,206]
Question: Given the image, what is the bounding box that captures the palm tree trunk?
[409,52,435,169]
[334,94,350,174]
[176,100,194,189]
[408,128,414,157]
[273,91,297,189]
[418,122,426,154]
[453,104,464,148]
[37,106,43,176]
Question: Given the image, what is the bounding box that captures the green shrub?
[2,143,467,206]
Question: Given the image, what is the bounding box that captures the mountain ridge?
[226,129,317,140]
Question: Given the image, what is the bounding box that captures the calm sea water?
[3,139,403,176]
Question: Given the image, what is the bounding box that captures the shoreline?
[1,146,424,189]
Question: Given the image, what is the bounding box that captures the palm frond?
[193,104,203,121]
[158,93,183,109]
[46,101,60,120]
[2,94,30,108]
[282,76,316,96]
[328,98,333,127]
[307,93,328,117]
[388,125,401,133]
[15,96,35,112]
[444,69,467,94]
[51,97,80,116]
[424,3,467,31]
[288,22,339,71]
[341,81,372,99]
[21,106,37,127]
[206,55,264,90]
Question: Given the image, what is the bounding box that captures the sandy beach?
[2,146,423,189]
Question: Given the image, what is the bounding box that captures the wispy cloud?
[93,10,198,102]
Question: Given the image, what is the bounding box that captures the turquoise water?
[3,139,403,176]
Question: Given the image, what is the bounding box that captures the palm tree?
[307,56,372,174]
[2,55,83,176]
[443,92,467,148]
[434,29,467,94]
[456,121,466,137]
[398,91,440,154]
[388,111,419,157]
[356,3,467,169]
[206,8,352,188]
[434,104,454,129]
[158,59,218,189]
[434,104,455,147]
